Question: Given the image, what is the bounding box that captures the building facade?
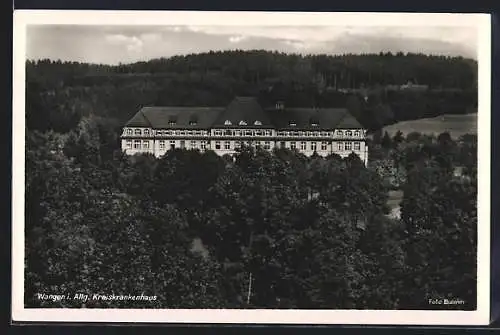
[121,97,369,165]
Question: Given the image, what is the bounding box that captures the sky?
[26,23,479,65]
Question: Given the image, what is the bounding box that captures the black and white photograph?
[12,11,491,325]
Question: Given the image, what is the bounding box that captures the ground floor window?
[191,140,197,149]
[170,140,176,149]
[354,141,360,150]
[201,141,207,150]
[290,142,297,150]
[311,142,317,151]
[264,141,271,150]
[180,140,185,149]
[338,142,344,151]
[215,141,221,149]
[300,142,307,150]
[133,140,141,149]
[126,140,132,149]
[280,141,286,148]
[321,141,328,150]
[224,141,231,150]
[345,142,352,151]
[159,140,165,149]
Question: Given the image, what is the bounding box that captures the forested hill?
[26,50,477,133]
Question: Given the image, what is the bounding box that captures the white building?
[121,97,368,165]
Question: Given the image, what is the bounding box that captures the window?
[126,140,132,148]
[280,141,286,148]
[224,120,232,125]
[235,142,241,149]
[299,131,305,136]
[254,120,262,125]
[215,130,222,136]
[165,130,172,136]
[255,142,261,148]
[133,140,141,149]
[289,121,297,126]
[224,141,231,150]
[321,141,328,151]
[354,142,360,150]
[134,129,141,136]
[224,130,232,136]
[338,142,344,151]
[355,130,360,137]
[245,130,253,136]
[187,131,192,136]
[168,120,176,126]
[235,130,241,136]
[189,120,197,126]
[159,140,165,150]
[337,130,343,137]
[306,131,311,137]
[346,130,352,137]
[255,131,263,136]
[300,142,306,150]
[264,141,271,150]
[285,131,290,136]
[321,132,328,137]
[311,142,317,151]
[175,131,180,136]
[215,141,221,150]
[180,131,186,136]
[142,141,149,149]
[180,140,185,149]
[239,120,247,126]
[345,142,352,151]
[290,142,297,150]
[170,140,176,149]
[191,140,197,149]
[126,129,133,135]
[313,132,319,137]
[265,130,272,136]
[144,129,150,136]
[201,141,207,150]
[195,131,201,136]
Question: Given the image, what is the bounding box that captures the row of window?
[126,140,361,151]
[213,129,273,137]
[126,128,363,138]
[224,120,263,126]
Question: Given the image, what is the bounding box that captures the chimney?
[276,101,285,110]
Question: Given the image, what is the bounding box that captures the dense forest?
[26,50,477,134]
[25,51,478,310]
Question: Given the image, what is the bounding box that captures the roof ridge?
[140,110,154,127]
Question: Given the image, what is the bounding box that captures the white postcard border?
[12,10,492,325]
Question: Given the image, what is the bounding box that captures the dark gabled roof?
[124,97,365,130]
[126,106,225,129]
[266,107,357,130]
[213,97,273,128]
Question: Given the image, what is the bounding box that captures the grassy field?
[382,113,477,139]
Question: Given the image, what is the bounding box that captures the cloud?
[26,24,478,65]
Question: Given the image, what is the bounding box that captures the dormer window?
[254,120,262,126]
[310,117,319,127]
[189,114,198,126]
[224,120,232,125]
[168,116,177,126]
[289,121,297,127]
[239,120,248,126]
